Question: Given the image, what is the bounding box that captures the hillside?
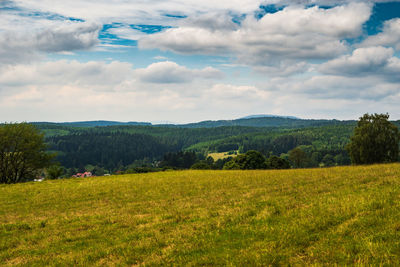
[1,164,400,265]
[32,116,357,129]
[32,121,151,127]
[31,118,400,171]
[171,117,355,128]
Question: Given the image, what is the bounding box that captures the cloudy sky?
[1,0,400,123]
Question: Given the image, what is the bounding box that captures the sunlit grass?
[207,151,238,161]
[1,164,400,265]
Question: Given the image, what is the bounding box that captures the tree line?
[0,113,399,183]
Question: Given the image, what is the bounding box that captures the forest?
[34,116,396,174]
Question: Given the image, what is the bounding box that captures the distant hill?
[31,116,357,129]
[31,120,151,127]
[239,114,299,120]
[160,117,355,128]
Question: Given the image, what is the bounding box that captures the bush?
[46,165,65,180]
[266,156,290,169]
[223,150,267,170]
[191,162,212,170]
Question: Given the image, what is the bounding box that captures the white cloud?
[319,46,400,81]
[1,0,400,121]
[0,21,101,65]
[207,84,270,100]
[253,61,310,76]
[361,18,400,50]
[0,59,400,122]
[0,60,134,91]
[139,3,371,72]
[13,0,264,24]
[135,61,224,84]
[262,0,395,5]
[295,75,400,100]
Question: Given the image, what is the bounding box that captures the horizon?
[1,1,400,122]
[13,113,398,125]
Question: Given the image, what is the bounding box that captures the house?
[73,172,92,178]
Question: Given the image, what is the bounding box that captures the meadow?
[207,151,238,161]
[1,164,400,265]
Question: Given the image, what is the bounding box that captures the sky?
[1,0,400,123]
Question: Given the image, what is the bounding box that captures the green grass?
[1,164,400,265]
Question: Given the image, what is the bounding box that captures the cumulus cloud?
[34,22,100,52]
[207,83,270,100]
[361,18,400,50]
[0,21,101,65]
[319,46,400,81]
[135,61,224,84]
[292,75,400,100]
[139,3,371,72]
[1,0,400,121]
[253,61,310,76]
[0,59,399,122]
[13,0,263,25]
[0,60,134,93]
[0,59,229,122]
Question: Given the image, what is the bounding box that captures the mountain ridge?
[31,115,355,128]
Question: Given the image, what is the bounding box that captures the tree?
[46,164,64,180]
[266,155,290,169]
[223,150,267,170]
[223,159,241,170]
[288,147,308,168]
[322,154,335,167]
[191,161,211,170]
[346,113,400,164]
[0,123,53,183]
[241,150,267,169]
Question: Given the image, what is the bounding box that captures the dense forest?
[35,117,400,173]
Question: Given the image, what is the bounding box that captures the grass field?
[208,151,238,161]
[1,164,400,265]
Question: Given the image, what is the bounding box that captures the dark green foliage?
[92,166,106,176]
[216,143,239,152]
[191,161,212,170]
[242,150,268,169]
[33,120,378,170]
[47,132,177,170]
[223,160,242,170]
[66,167,78,177]
[125,167,158,174]
[189,124,354,167]
[223,150,267,170]
[266,156,290,169]
[213,157,233,169]
[46,165,64,180]
[322,154,335,167]
[346,113,400,164]
[0,123,53,183]
[288,147,309,168]
[159,151,198,169]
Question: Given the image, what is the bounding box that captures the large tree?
[346,113,400,164]
[223,150,267,170]
[288,147,308,168]
[0,123,53,183]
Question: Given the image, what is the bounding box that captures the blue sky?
[0,0,400,123]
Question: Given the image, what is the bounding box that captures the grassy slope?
[1,164,400,266]
[207,151,238,161]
